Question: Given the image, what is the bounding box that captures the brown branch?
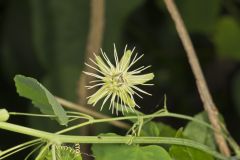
[76,1,105,155]
[78,0,105,105]
[56,97,130,129]
[163,0,230,156]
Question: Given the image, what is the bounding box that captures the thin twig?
[56,97,130,129]
[163,0,230,156]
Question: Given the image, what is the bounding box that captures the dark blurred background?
[1,0,240,158]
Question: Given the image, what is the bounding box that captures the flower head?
[84,45,154,114]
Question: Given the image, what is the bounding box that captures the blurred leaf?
[178,0,221,34]
[103,0,144,53]
[42,65,82,100]
[183,112,216,150]
[30,0,90,101]
[31,0,89,68]
[0,0,43,80]
[157,0,221,34]
[214,16,240,60]
[14,75,68,125]
[169,128,214,160]
[141,121,176,137]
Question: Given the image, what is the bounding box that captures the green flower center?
[112,73,126,87]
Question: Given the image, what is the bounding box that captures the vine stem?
[0,139,41,159]
[163,0,230,156]
[57,112,213,134]
[56,96,130,129]
[0,122,228,160]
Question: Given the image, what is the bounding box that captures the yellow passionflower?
[84,45,154,114]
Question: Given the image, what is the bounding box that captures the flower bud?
[0,109,10,122]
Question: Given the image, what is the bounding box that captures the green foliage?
[30,0,90,101]
[183,112,216,150]
[157,0,221,34]
[178,0,221,34]
[214,16,240,60]
[170,146,214,160]
[14,75,68,125]
[92,143,172,160]
[169,129,214,160]
[103,0,144,52]
[141,121,176,137]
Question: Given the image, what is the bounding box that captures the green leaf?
[170,146,214,160]
[92,144,172,160]
[169,127,214,160]
[214,16,240,60]
[183,112,216,150]
[141,121,176,137]
[14,75,68,125]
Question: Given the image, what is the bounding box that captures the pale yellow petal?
[119,50,132,71]
[118,90,135,108]
[87,86,108,106]
[95,55,110,75]
[127,73,154,85]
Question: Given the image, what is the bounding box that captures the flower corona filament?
[84,45,154,114]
